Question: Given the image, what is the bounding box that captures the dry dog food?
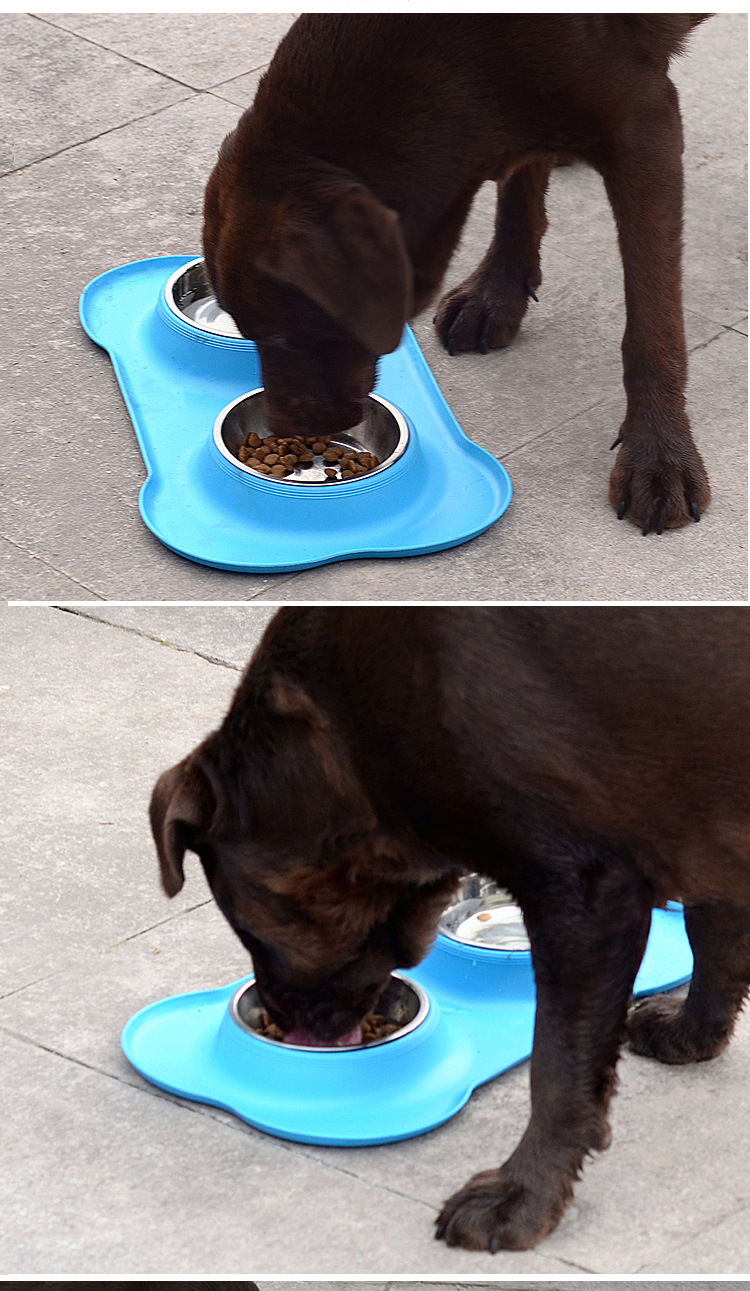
[257,1011,286,1042]
[361,1013,400,1043]
[235,433,380,481]
[256,1010,399,1046]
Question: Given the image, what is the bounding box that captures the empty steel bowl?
[439,875,530,951]
[214,388,409,484]
[164,257,242,338]
[230,972,429,1051]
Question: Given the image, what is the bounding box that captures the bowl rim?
[163,256,240,336]
[213,388,410,486]
[229,970,430,1052]
[438,879,531,953]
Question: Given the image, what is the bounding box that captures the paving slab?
[0,13,192,174]
[0,536,95,598]
[0,603,241,994]
[214,67,274,110]
[2,603,750,1274]
[62,603,278,670]
[38,13,297,91]
[2,13,746,601]
[639,1208,750,1275]
[7,1030,511,1277]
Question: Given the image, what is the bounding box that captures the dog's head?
[150,673,457,1045]
[202,125,413,438]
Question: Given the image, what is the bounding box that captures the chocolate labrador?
[151,607,750,1251]
[202,15,711,535]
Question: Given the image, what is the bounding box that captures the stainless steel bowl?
[439,875,530,951]
[164,257,242,338]
[214,388,409,485]
[230,972,429,1051]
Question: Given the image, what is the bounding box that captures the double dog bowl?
[79,254,513,572]
[121,878,694,1146]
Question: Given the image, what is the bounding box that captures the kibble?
[234,432,383,483]
[255,1010,400,1046]
[361,1014,400,1044]
[257,1012,286,1042]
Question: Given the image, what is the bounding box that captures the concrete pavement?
[2,13,746,600]
[2,604,749,1275]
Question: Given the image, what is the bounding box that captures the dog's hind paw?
[627,995,731,1063]
[434,268,532,355]
[608,428,711,533]
[435,1166,572,1252]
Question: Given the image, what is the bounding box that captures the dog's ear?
[257,183,413,354]
[149,756,218,897]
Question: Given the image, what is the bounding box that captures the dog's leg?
[600,81,711,533]
[628,900,750,1062]
[435,852,653,1251]
[433,157,552,356]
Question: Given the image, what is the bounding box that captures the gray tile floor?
[260,1286,742,1291]
[2,13,747,600]
[2,604,749,1275]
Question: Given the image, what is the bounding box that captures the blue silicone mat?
[79,255,512,573]
[121,905,692,1146]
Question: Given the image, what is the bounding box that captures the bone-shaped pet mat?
[121,904,692,1146]
[79,255,512,573]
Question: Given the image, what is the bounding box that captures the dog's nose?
[264,398,365,439]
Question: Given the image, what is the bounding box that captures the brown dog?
[151,607,750,1251]
[203,15,712,535]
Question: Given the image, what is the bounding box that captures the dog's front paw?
[434,269,533,356]
[608,428,711,534]
[435,1166,572,1252]
[627,995,729,1063]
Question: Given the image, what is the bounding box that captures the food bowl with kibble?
[79,253,513,572]
[121,876,694,1147]
[213,388,409,486]
[232,972,427,1049]
[121,970,478,1146]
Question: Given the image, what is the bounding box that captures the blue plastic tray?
[79,255,512,573]
[121,905,692,1146]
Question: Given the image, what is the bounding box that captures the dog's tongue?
[284,1024,363,1048]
